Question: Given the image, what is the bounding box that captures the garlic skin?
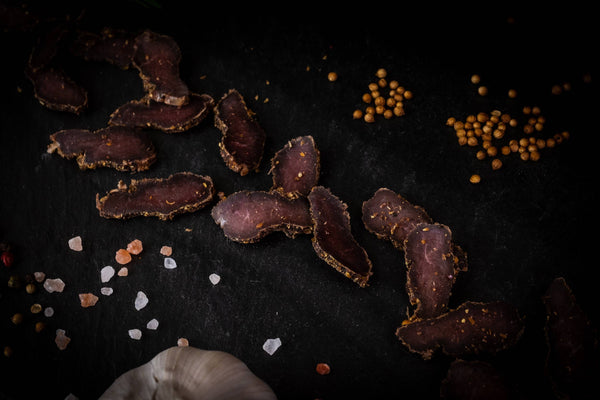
[99,346,277,400]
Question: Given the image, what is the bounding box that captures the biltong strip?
[109,93,214,133]
[26,67,87,114]
[48,126,156,172]
[133,30,189,106]
[96,172,214,220]
[440,360,514,400]
[211,191,312,243]
[71,27,135,69]
[308,186,373,287]
[405,223,467,321]
[542,277,598,400]
[269,135,320,199]
[395,301,524,360]
[214,89,266,176]
[362,188,432,250]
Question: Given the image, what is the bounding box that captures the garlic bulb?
[99,346,277,399]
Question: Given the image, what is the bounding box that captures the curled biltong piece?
[405,223,467,321]
[362,188,432,250]
[308,186,373,287]
[214,89,266,176]
[211,191,312,243]
[133,30,189,106]
[47,126,156,172]
[542,277,598,400]
[269,135,320,199]
[71,27,135,69]
[96,172,214,220]
[395,301,524,360]
[109,93,214,133]
[440,360,514,400]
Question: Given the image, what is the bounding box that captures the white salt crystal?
[163,257,177,269]
[146,318,159,330]
[100,266,115,283]
[100,287,113,296]
[209,273,221,285]
[262,338,282,355]
[34,271,46,282]
[43,278,65,293]
[134,291,148,310]
[128,329,142,340]
[68,236,83,251]
[44,307,54,317]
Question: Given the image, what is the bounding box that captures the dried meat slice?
[404,223,466,321]
[71,27,135,69]
[109,93,214,133]
[211,191,312,243]
[362,188,432,250]
[96,172,214,220]
[132,30,189,106]
[269,135,320,199]
[542,277,598,400]
[308,186,373,287]
[440,360,514,400]
[26,67,87,114]
[395,301,524,360]
[47,126,156,172]
[214,89,266,176]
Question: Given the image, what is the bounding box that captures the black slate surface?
[1,2,598,399]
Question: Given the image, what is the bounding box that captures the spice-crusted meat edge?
[308,186,373,288]
[210,190,313,244]
[214,89,266,176]
[269,135,320,199]
[96,172,215,220]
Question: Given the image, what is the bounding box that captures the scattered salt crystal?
[55,329,71,350]
[163,257,177,269]
[79,293,99,308]
[68,236,83,251]
[64,394,79,400]
[126,239,143,255]
[134,291,148,310]
[100,287,113,296]
[160,245,172,256]
[43,278,65,293]
[115,248,132,265]
[44,307,54,317]
[177,338,189,347]
[146,318,159,330]
[128,329,142,340]
[100,266,115,283]
[34,271,46,282]
[209,273,221,285]
[117,267,129,276]
[262,338,282,355]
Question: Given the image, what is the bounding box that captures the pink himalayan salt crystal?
[68,236,83,251]
[79,293,99,307]
[115,249,132,265]
[117,267,129,276]
[55,329,71,350]
[160,245,172,256]
[34,272,46,282]
[126,239,143,255]
[177,338,189,347]
[43,278,65,293]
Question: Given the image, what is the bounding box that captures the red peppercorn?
[1,251,14,267]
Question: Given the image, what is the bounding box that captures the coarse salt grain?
[209,273,221,285]
[43,278,65,293]
[128,329,142,340]
[68,236,83,251]
[34,271,46,282]
[44,307,54,317]
[100,287,113,296]
[177,338,189,347]
[163,257,177,269]
[160,246,172,256]
[262,338,282,355]
[146,318,159,330]
[134,291,148,310]
[115,249,132,265]
[100,266,115,283]
[55,329,71,350]
[79,293,99,308]
[126,239,143,255]
[117,267,128,276]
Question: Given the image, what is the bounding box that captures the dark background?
[1,2,597,399]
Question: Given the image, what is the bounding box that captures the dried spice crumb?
[126,239,143,255]
[68,236,83,251]
[159,245,172,256]
[115,249,132,264]
[79,293,99,308]
[30,303,42,314]
[316,363,331,375]
[55,329,71,350]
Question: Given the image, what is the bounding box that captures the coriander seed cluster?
[353,68,412,123]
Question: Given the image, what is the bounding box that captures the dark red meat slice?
[542,277,598,400]
[362,188,432,250]
[404,223,467,321]
[395,301,524,360]
[440,360,514,400]
[214,89,266,176]
[26,67,87,114]
[269,135,320,199]
[96,172,214,220]
[47,126,156,172]
[308,186,373,287]
[71,27,135,69]
[109,93,214,133]
[211,191,312,243]
[132,30,189,106]
[28,24,67,71]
